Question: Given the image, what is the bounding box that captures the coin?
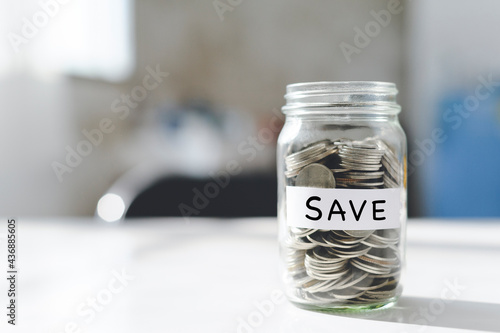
[344,230,374,238]
[295,163,336,188]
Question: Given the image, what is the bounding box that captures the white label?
[286,186,401,230]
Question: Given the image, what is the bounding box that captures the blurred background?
[1,0,499,220]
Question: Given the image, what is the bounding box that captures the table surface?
[1,218,499,333]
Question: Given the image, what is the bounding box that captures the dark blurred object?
[96,97,277,222]
[126,174,277,218]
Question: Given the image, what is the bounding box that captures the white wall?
[135,0,404,116]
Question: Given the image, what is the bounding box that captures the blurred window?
[2,0,135,81]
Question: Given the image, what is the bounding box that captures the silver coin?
[329,288,367,300]
[344,230,375,238]
[345,171,384,180]
[286,142,327,163]
[295,163,336,188]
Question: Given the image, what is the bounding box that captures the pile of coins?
[285,138,401,189]
[283,138,402,304]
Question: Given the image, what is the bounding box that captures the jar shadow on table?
[330,296,500,332]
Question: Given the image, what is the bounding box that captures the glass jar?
[277,81,407,312]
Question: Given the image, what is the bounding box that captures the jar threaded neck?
[283,81,400,114]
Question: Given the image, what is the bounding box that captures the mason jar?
[277,81,407,312]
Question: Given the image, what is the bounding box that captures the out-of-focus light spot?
[97,193,125,223]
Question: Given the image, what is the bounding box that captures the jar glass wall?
[277,82,407,312]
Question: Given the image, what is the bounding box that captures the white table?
[1,218,499,333]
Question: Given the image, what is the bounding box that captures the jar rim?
[283,81,400,114]
[286,81,397,94]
